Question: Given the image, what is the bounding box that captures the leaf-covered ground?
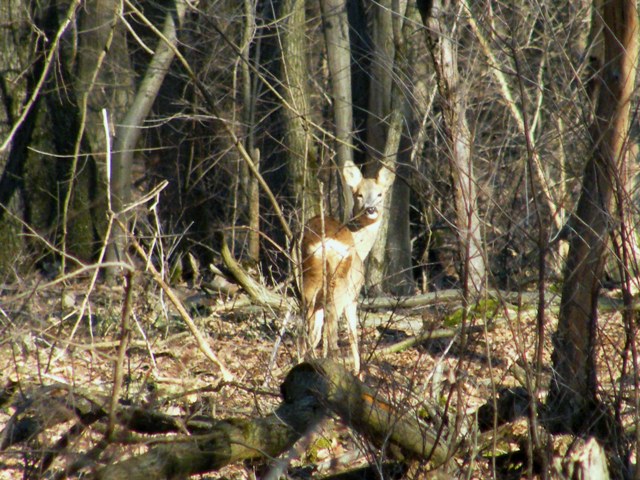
[0,272,636,479]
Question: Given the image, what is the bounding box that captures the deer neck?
[349,215,383,261]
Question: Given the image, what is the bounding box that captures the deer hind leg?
[344,301,360,373]
[322,301,340,358]
[307,307,324,357]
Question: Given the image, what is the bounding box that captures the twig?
[123,220,234,381]
[106,270,134,441]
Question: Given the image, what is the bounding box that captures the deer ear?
[376,165,395,190]
[342,161,363,189]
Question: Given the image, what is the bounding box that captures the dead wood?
[194,275,560,316]
[0,383,217,452]
[375,323,490,356]
[315,462,408,480]
[94,408,315,480]
[0,384,105,450]
[94,359,449,479]
[282,361,450,464]
[219,233,287,308]
[556,437,610,479]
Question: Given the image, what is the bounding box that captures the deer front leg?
[308,308,324,355]
[344,302,360,373]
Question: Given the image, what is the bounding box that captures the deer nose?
[364,207,378,216]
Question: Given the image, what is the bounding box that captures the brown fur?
[299,163,394,372]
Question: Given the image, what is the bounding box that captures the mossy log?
[95,360,448,479]
[94,412,312,480]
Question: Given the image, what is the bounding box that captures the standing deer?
[300,161,394,372]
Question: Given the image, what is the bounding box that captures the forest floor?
[0,271,636,479]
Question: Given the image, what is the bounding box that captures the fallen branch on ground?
[94,359,450,479]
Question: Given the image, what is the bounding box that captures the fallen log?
[94,359,448,479]
[557,437,609,480]
[283,361,450,464]
[94,405,317,480]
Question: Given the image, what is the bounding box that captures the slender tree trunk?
[385,135,415,295]
[417,0,486,295]
[319,0,353,221]
[106,0,186,280]
[241,0,260,263]
[363,0,397,293]
[365,0,394,161]
[279,0,320,221]
[363,1,417,295]
[547,0,638,434]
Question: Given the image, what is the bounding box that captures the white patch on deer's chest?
[309,238,351,260]
[352,221,382,261]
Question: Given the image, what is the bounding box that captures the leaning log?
[283,361,449,464]
[95,360,448,479]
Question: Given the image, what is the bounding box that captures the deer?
[299,161,394,372]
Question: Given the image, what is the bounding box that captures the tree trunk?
[417,0,486,295]
[0,0,112,273]
[363,0,398,294]
[365,0,394,159]
[385,138,416,295]
[546,0,638,434]
[105,0,186,280]
[241,0,260,263]
[279,0,320,221]
[319,0,354,221]
[365,2,417,295]
[0,0,41,272]
[70,0,131,268]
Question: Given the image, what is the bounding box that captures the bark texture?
[319,0,354,220]
[547,0,638,433]
[418,0,487,295]
[279,0,320,220]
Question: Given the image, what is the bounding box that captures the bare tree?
[64,0,130,271]
[319,0,354,220]
[364,1,414,295]
[547,0,638,435]
[105,0,187,280]
[239,0,260,263]
[278,0,320,222]
[417,0,487,295]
